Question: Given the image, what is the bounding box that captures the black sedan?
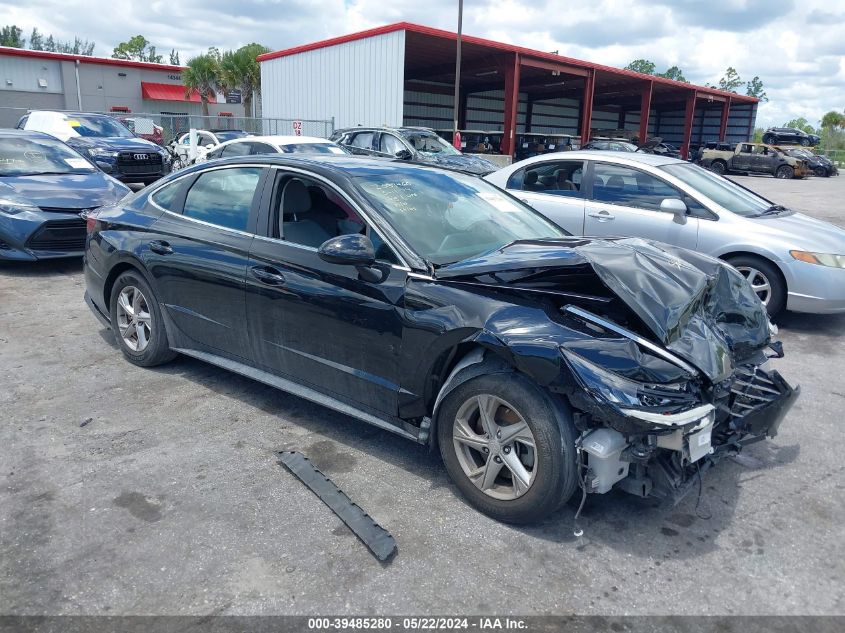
[762,127,820,147]
[83,155,797,523]
[0,129,131,261]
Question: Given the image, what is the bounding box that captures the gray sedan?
[486,150,845,316]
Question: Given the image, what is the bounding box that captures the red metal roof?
[0,45,185,72]
[258,22,758,103]
[141,81,202,102]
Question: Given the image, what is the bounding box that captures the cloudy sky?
[2,0,843,127]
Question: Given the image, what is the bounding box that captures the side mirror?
[205,144,214,150]
[660,198,688,223]
[395,149,412,160]
[95,161,113,173]
[318,234,376,267]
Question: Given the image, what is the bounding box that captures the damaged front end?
[437,237,800,504]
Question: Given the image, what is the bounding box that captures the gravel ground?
[1,174,843,617]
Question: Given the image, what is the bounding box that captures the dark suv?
[18,111,171,184]
[761,127,820,147]
[330,126,498,176]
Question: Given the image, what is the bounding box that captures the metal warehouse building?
[0,46,245,128]
[259,22,758,158]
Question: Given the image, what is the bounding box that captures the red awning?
[141,81,202,103]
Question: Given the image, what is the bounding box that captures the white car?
[172,129,252,163]
[485,150,845,316]
[198,135,346,161]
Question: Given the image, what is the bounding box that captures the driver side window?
[269,172,398,264]
[380,133,406,156]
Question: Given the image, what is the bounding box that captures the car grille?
[116,151,164,175]
[37,207,89,215]
[26,218,87,252]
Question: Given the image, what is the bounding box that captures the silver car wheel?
[736,266,772,305]
[115,286,152,352]
[452,394,537,501]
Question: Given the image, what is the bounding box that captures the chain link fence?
[0,107,334,145]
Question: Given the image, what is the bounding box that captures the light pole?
[452,0,463,149]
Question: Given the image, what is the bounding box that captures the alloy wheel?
[452,394,538,501]
[115,285,152,352]
[736,266,772,305]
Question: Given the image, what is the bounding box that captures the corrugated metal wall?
[260,31,406,130]
[652,102,756,147]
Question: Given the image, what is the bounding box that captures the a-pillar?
[680,91,697,159]
[579,70,595,144]
[638,80,652,144]
[501,54,520,157]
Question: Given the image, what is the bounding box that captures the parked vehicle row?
[81,154,800,524]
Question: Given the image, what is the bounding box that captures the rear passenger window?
[350,132,374,150]
[150,181,181,210]
[518,161,586,198]
[221,142,251,157]
[182,167,262,231]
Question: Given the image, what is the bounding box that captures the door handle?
[587,211,615,221]
[149,240,173,255]
[250,266,286,285]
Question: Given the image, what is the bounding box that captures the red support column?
[680,91,697,160]
[638,80,652,144]
[579,70,595,144]
[500,53,520,157]
[718,97,731,141]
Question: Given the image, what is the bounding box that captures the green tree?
[624,59,656,75]
[820,110,845,130]
[783,117,815,134]
[169,49,180,65]
[717,67,743,93]
[746,76,768,101]
[752,127,765,143]
[183,53,221,117]
[0,25,24,47]
[219,43,270,118]
[112,35,162,62]
[29,28,43,50]
[657,65,687,82]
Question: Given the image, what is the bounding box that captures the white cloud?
[2,0,842,127]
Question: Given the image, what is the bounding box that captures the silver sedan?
[485,150,845,316]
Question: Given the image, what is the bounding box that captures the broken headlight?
[563,349,699,414]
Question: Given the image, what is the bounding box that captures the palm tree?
[183,53,220,117]
[219,43,269,119]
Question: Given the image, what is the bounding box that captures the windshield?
[355,168,568,266]
[0,136,95,176]
[661,162,777,217]
[213,130,250,142]
[64,115,134,138]
[398,131,461,156]
[280,143,346,155]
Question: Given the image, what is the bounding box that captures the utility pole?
[452,0,463,149]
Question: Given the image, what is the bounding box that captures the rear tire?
[710,160,727,175]
[775,165,794,179]
[437,371,578,524]
[726,255,786,317]
[109,271,176,367]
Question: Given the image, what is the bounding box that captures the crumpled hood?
[417,153,498,175]
[0,172,130,209]
[437,237,771,382]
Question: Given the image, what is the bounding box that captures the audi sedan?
[83,155,797,523]
[486,151,845,316]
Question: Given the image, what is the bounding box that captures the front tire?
[775,165,794,179]
[800,138,810,146]
[109,271,176,367]
[710,160,727,175]
[762,134,775,145]
[726,255,786,317]
[437,371,578,524]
